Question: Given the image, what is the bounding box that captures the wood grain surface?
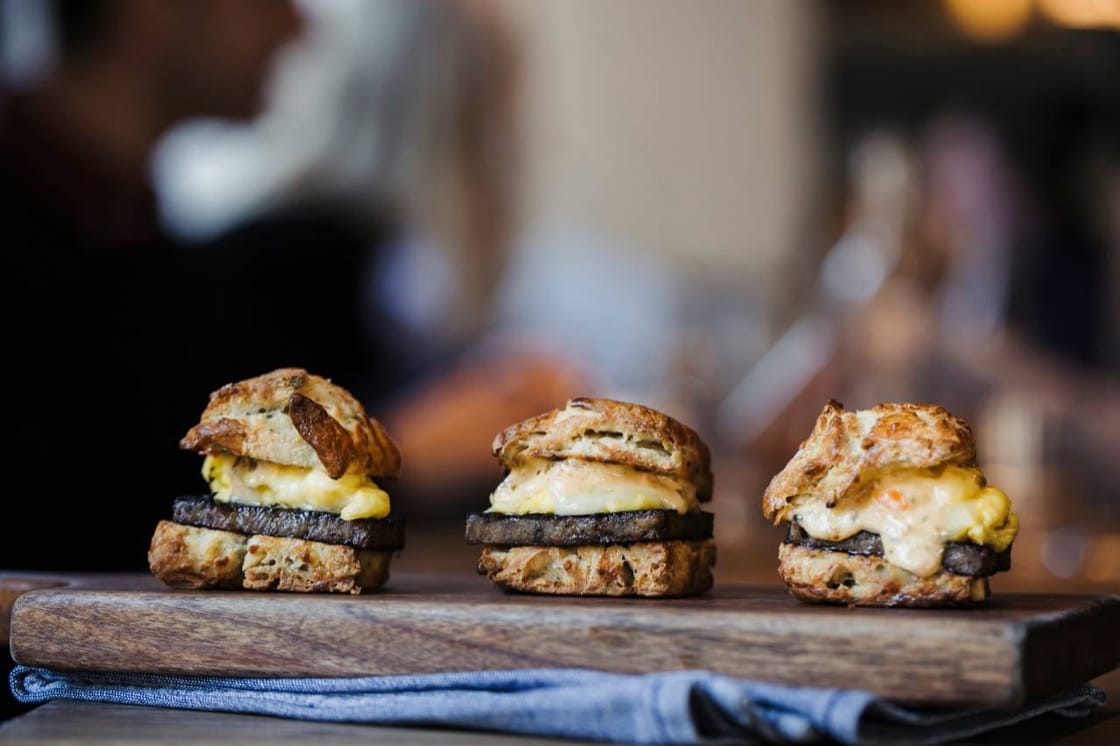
[6,572,1117,708]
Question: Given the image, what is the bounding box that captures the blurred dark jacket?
[0,96,396,571]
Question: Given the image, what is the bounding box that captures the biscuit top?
[180,368,401,479]
[493,397,713,501]
[762,400,976,522]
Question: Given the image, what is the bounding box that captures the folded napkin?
[10,666,1104,745]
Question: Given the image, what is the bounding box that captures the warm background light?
[945,0,1120,39]
[943,0,1033,41]
[1038,0,1120,29]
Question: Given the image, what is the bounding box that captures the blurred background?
[1,0,1117,588]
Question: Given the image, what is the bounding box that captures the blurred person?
[0,0,586,579]
[0,0,590,717]
[147,0,594,520]
[1,0,306,573]
[0,0,305,722]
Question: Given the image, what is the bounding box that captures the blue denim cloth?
[10,666,1104,744]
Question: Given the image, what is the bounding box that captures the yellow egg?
[202,454,390,520]
[487,458,698,516]
[792,465,1018,577]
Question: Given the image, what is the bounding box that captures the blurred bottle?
[718,129,918,465]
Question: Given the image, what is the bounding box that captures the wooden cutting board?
[5,572,1117,708]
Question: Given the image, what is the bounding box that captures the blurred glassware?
[980,386,1120,590]
[717,130,916,449]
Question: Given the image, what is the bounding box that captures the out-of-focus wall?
[501,0,822,288]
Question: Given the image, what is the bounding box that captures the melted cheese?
[202,454,390,520]
[488,458,697,515]
[793,465,1018,577]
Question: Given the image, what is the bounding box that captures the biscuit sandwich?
[149,368,404,594]
[762,400,1018,607]
[466,398,716,597]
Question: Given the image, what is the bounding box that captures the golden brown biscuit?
[761,400,1016,608]
[762,400,975,522]
[155,368,402,595]
[493,398,713,501]
[777,543,988,607]
[180,367,400,479]
[148,520,246,590]
[477,540,716,597]
[242,534,390,594]
[148,522,391,594]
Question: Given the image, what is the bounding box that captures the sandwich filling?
[203,454,391,520]
[789,465,1017,577]
[466,509,713,546]
[488,458,698,516]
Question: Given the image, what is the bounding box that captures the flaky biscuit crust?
[477,540,715,597]
[242,534,390,594]
[180,368,400,479]
[148,520,246,589]
[148,521,391,594]
[777,543,989,607]
[762,400,975,522]
[492,398,713,500]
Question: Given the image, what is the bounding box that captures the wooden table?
[3,525,1118,743]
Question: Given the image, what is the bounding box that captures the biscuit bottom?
[477,540,715,597]
[148,520,391,595]
[778,542,989,608]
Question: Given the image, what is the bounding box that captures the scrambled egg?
[792,465,1018,577]
[488,458,698,515]
[203,454,390,520]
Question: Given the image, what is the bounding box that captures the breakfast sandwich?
[466,398,716,597]
[762,400,1018,607]
[149,368,404,594]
